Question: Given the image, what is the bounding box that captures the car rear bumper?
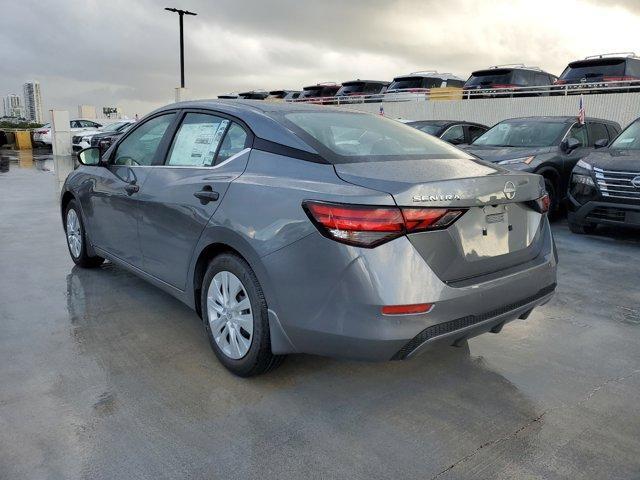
[261,219,557,360]
[567,197,640,227]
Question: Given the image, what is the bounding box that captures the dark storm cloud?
[0,0,637,117]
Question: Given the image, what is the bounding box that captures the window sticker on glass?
[168,116,229,166]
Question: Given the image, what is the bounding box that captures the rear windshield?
[473,120,567,147]
[560,59,626,80]
[300,87,337,98]
[465,69,514,87]
[408,121,448,135]
[388,77,442,90]
[610,120,640,150]
[281,111,471,163]
[336,83,366,95]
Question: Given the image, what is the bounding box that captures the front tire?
[201,253,284,377]
[544,176,560,219]
[64,200,104,268]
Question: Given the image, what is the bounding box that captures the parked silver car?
[62,101,557,376]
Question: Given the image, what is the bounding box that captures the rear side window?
[166,113,230,167]
[587,123,609,145]
[446,79,465,88]
[113,114,175,166]
[282,111,470,163]
[468,125,488,143]
[216,123,248,164]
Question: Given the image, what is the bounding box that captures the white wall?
[341,93,640,128]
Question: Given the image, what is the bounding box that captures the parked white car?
[72,120,135,151]
[33,119,102,146]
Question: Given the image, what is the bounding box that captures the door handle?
[194,187,220,204]
[125,183,139,195]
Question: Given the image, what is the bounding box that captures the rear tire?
[64,200,104,268]
[543,176,561,219]
[201,253,284,377]
[568,220,597,235]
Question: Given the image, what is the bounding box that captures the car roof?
[499,115,617,124]
[341,79,390,85]
[408,119,486,126]
[393,72,464,81]
[150,99,367,154]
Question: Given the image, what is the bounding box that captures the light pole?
[164,7,197,88]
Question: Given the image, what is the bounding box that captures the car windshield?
[560,59,626,80]
[473,120,567,147]
[282,111,471,163]
[610,120,640,150]
[408,121,448,135]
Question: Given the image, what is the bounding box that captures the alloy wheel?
[207,271,254,360]
[66,209,82,258]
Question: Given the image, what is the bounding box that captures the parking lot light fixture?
[164,7,197,88]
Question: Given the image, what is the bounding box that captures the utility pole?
[164,7,197,88]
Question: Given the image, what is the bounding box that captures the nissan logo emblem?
[503,181,517,199]
[632,176,640,189]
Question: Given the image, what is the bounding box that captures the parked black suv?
[567,117,640,233]
[405,120,489,145]
[298,83,341,104]
[555,53,640,93]
[335,80,389,102]
[465,116,621,213]
[90,120,135,153]
[464,65,558,98]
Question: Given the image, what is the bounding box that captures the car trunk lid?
[334,158,547,283]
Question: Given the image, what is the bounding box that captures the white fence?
[337,92,640,128]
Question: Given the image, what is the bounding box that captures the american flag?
[379,105,384,116]
[578,95,585,125]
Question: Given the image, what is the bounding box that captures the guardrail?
[288,80,640,105]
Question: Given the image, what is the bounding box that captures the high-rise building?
[22,81,43,123]
[78,104,96,119]
[2,94,23,118]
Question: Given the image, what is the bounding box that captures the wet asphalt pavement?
[1,150,639,479]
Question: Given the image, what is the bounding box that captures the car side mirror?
[561,137,581,153]
[594,138,608,149]
[77,147,102,166]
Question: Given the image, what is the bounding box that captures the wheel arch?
[60,190,75,225]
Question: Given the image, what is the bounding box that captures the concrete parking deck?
[1,151,639,479]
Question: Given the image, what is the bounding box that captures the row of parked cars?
[33,119,135,151]
[221,53,640,102]
[404,114,640,233]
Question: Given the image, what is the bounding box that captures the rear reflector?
[303,201,466,248]
[382,303,433,315]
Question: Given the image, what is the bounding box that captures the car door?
[136,111,252,290]
[82,112,178,267]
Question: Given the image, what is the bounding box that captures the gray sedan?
[62,101,557,376]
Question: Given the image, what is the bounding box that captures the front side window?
[610,120,640,150]
[440,125,465,144]
[473,120,566,147]
[282,111,470,163]
[113,113,175,166]
[167,113,230,167]
[567,124,588,147]
[587,123,609,145]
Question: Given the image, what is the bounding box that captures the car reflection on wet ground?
[0,154,639,479]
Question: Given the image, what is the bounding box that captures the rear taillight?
[531,194,551,214]
[491,84,517,89]
[303,201,466,248]
[602,76,637,82]
[553,79,567,85]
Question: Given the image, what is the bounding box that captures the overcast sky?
[1,0,638,118]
